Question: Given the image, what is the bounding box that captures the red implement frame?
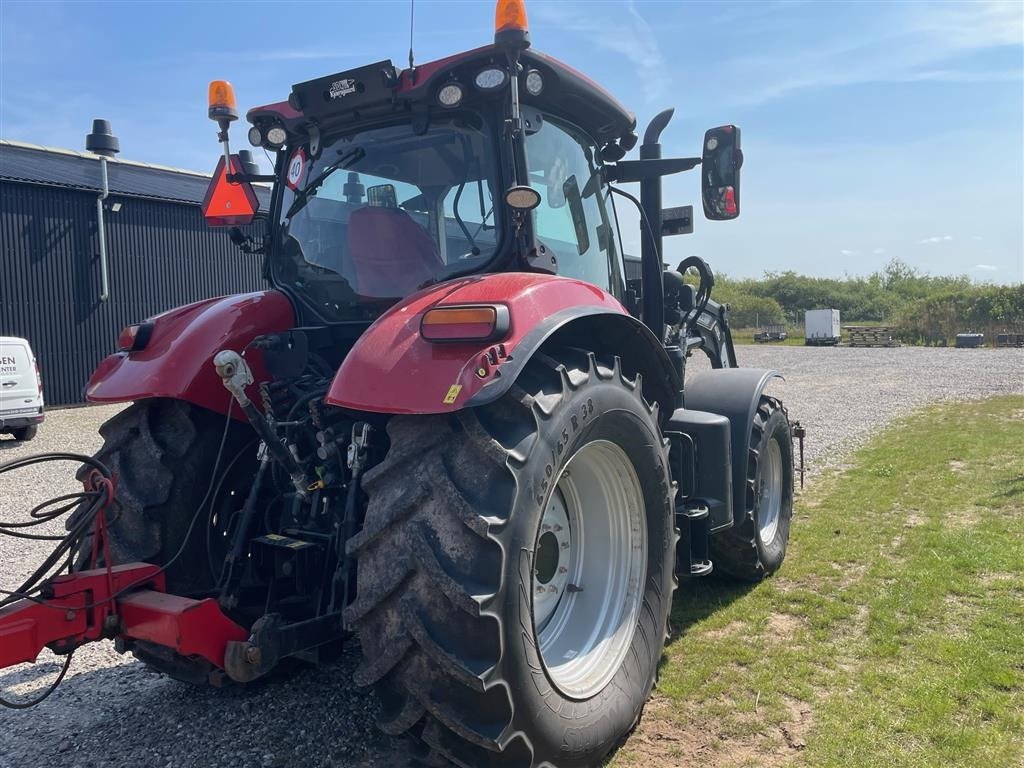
[0,563,247,672]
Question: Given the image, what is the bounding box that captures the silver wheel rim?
[532,440,647,700]
[758,437,783,545]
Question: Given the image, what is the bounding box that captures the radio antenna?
[408,0,416,71]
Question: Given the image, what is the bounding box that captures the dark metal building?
[1,139,272,406]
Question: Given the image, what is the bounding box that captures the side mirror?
[701,125,742,220]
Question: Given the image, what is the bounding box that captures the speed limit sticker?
[286,148,306,189]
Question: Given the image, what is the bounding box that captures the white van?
[0,336,45,441]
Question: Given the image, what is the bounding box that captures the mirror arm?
[603,157,701,184]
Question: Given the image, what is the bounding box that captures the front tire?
[709,396,793,581]
[347,351,676,767]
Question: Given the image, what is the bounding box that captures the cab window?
[525,118,619,292]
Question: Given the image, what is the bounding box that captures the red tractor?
[0,1,794,765]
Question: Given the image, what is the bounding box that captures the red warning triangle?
[202,154,259,226]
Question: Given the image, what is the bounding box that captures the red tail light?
[723,186,737,216]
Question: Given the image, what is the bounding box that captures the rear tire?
[11,425,37,442]
[347,351,676,768]
[69,398,256,679]
[709,396,793,581]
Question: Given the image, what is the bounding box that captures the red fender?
[86,291,295,418]
[325,273,636,415]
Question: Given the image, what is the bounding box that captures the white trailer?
[805,309,841,346]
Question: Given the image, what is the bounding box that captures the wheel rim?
[758,437,783,545]
[533,440,647,700]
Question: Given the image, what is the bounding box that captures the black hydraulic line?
[236,398,307,489]
[0,398,236,615]
[218,450,271,609]
[0,453,113,610]
[204,440,261,580]
[0,397,239,708]
[608,186,663,328]
[452,178,475,247]
[0,652,73,709]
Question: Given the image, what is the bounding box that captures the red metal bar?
[0,563,246,675]
[0,593,89,667]
[118,591,248,669]
[0,563,163,668]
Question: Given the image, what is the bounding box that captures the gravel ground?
[1,346,1021,767]
[730,345,1023,472]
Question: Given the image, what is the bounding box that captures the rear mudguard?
[684,368,783,529]
[86,291,295,418]
[325,273,679,416]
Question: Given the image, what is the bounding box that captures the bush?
[894,285,1024,345]
[705,259,1021,344]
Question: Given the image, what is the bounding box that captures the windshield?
[275,117,499,321]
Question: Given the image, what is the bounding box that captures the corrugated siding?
[1,181,266,405]
[0,141,273,207]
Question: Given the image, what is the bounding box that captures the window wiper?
[284,148,366,221]
[471,206,494,238]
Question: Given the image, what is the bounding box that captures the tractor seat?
[347,206,444,299]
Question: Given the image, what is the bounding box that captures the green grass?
[612,396,1024,768]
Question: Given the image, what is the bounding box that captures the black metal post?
[639,109,674,342]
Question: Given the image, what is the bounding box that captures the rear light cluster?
[420,305,509,343]
[117,322,155,352]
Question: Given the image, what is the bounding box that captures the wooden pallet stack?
[844,326,899,347]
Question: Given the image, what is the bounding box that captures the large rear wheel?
[70,398,256,680]
[347,351,676,767]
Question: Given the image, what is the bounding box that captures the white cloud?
[873,248,886,254]
[974,264,998,271]
[534,1,669,103]
[724,0,1024,106]
[919,235,954,244]
[972,235,985,241]
[840,249,859,256]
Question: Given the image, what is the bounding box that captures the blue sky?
[2,0,1022,283]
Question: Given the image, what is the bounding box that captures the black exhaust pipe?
[640,108,674,342]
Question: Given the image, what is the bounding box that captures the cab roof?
[247,45,637,151]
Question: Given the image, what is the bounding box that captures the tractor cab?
[202,0,739,332]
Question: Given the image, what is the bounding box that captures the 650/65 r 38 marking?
[346,349,677,768]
